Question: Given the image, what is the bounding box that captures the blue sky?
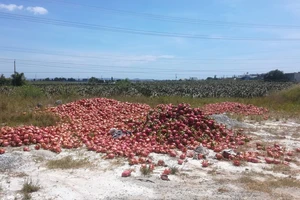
[1,0,300,80]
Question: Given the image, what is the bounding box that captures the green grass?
[140,165,153,176]
[46,156,91,169]
[169,165,179,175]
[1,83,300,128]
[0,110,61,127]
[113,84,300,118]
[0,86,81,127]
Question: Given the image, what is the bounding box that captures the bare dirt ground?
[1,118,300,200]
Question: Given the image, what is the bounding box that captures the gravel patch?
[0,152,24,171]
[210,114,254,129]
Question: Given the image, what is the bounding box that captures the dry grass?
[249,114,265,122]
[207,168,218,175]
[235,143,254,153]
[238,175,300,194]
[103,158,126,172]
[291,128,300,138]
[269,164,291,174]
[213,178,230,184]
[46,156,91,170]
[178,172,189,178]
[274,193,296,200]
[269,178,300,188]
[217,187,230,193]
[12,172,28,178]
[239,176,272,193]
[21,178,40,200]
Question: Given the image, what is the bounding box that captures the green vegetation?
[88,76,104,84]
[0,88,60,127]
[21,178,40,200]
[26,80,293,98]
[11,72,26,86]
[0,74,11,86]
[170,165,179,175]
[264,69,287,82]
[140,165,153,176]
[0,81,300,128]
[46,156,91,169]
[1,72,27,86]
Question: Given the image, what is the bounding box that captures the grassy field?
[0,83,299,128]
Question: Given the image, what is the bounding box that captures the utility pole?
[14,60,16,74]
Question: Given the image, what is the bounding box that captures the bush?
[15,86,44,98]
[11,72,26,86]
[264,69,287,82]
[0,74,11,86]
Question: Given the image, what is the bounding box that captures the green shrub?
[15,86,45,99]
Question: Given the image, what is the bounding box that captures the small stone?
[55,100,62,105]
[161,174,170,181]
[37,103,43,108]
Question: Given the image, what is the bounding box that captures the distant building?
[239,74,260,80]
[285,72,300,82]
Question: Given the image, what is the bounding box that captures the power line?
[2,47,300,63]
[0,46,164,61]
[0,69,265,74]
[0,61,266,72]
[1,58,300,73]
[1,57,300,65]
[22,0,300,29]
[0,58,298,74]
[1,12,300,41]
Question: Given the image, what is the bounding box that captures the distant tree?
[54,77,66,81]
[206,77,213,80]
[0,74,11,85]
[116,78,131,92]
[88,77,99,84]
[264,69,287,82]
[11,72,26,86]
[67,78,76,82]
[44,78,50,81]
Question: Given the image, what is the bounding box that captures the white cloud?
[0,4,48,15]
[26,6,48,15]
[0,4,23,11]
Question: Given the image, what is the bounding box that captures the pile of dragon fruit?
[1,98,299,176]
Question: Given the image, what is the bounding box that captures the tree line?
[0,69,293,86]
[0,72,26,86]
